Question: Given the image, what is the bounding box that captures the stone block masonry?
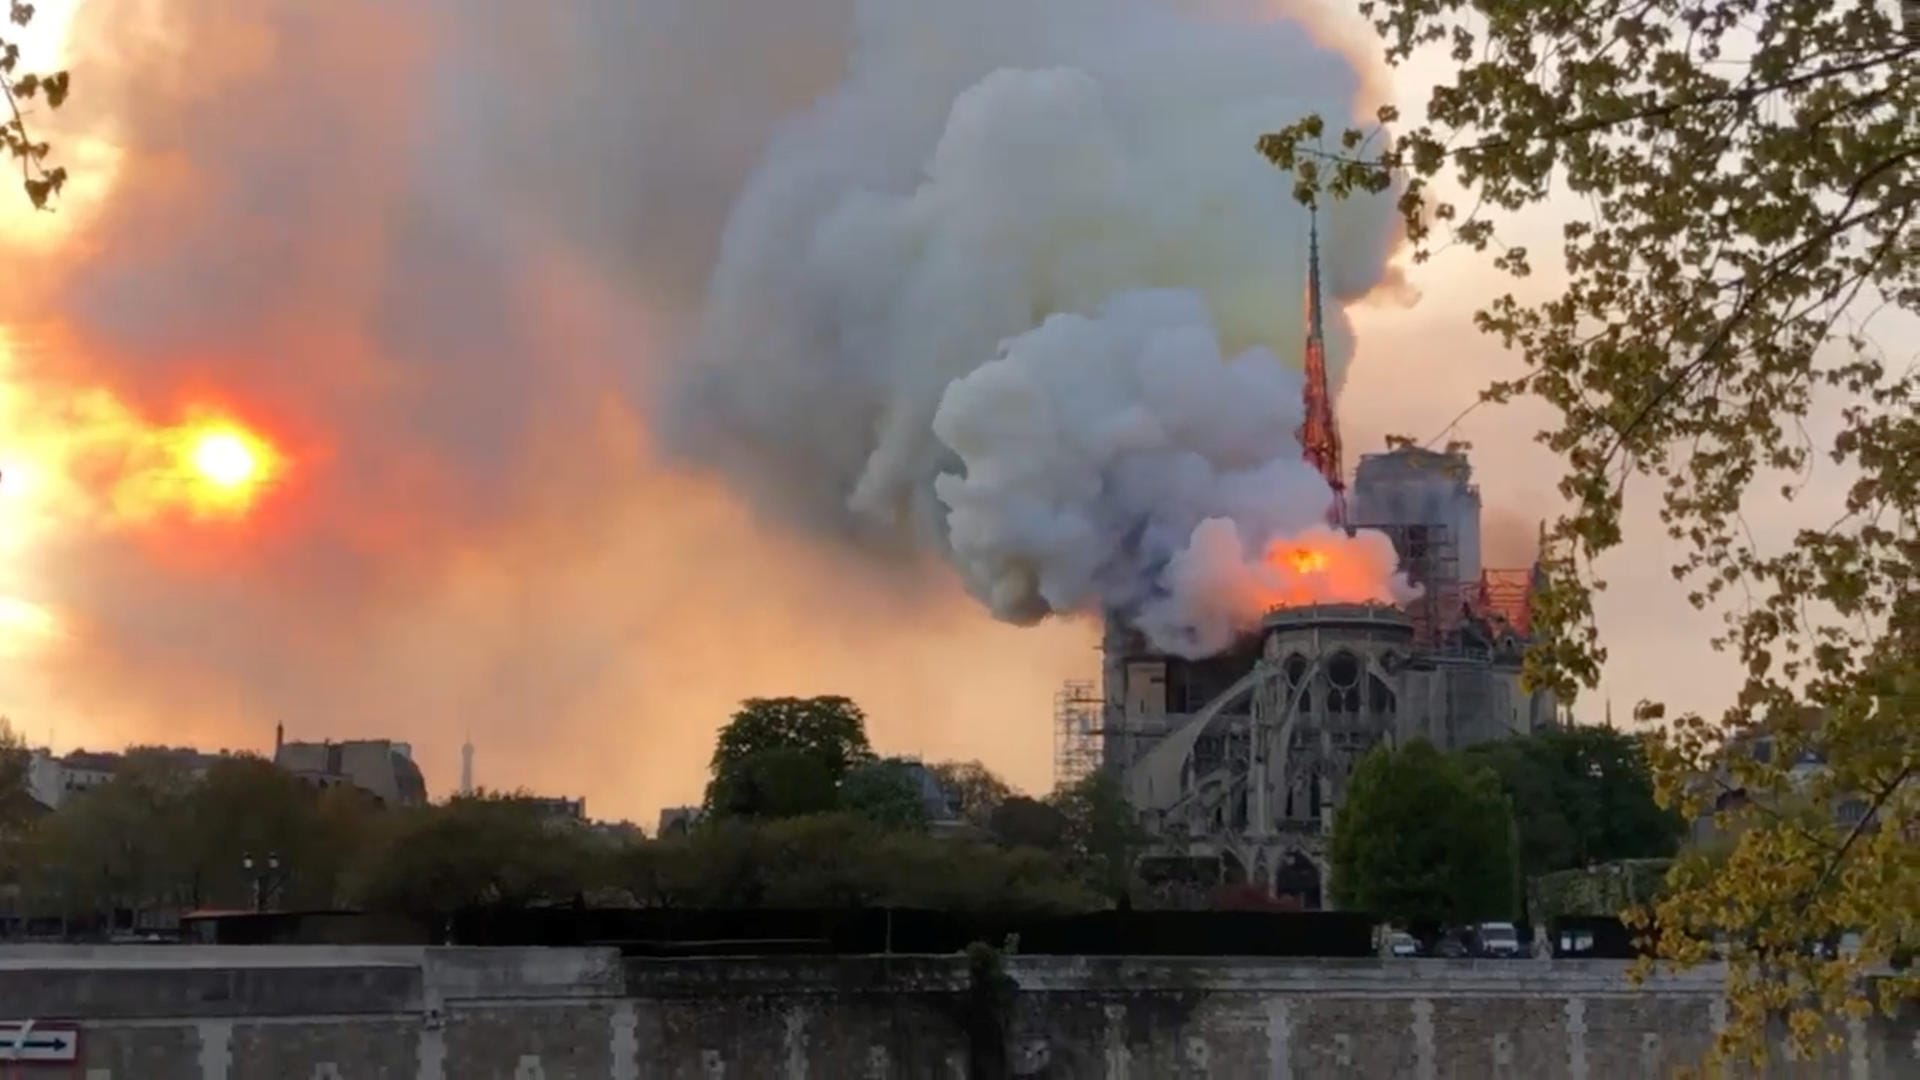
[0,947,1914,1078]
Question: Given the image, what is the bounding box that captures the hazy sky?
[0,0,1909,826]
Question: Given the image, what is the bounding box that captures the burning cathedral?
[1054,212,1556,909]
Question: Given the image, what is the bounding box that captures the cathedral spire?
[1297,205,1347,527]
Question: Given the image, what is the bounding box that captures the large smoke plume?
[1,0,1402,815]
[670,0,1406,655]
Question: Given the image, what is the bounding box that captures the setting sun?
[191,429,261,489]
[166,416,283,518]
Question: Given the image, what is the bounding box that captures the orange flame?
[1255,527,1404,611]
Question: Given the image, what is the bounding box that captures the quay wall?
[1,947,1914,1078]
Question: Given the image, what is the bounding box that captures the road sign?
[0,1021,81,1063]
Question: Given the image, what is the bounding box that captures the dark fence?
[180,910,430,946]
[1548,915,1649,959]
[184,907,1379,957]
[451,907,1377,957]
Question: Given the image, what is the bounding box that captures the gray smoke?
[668,0,1407,653]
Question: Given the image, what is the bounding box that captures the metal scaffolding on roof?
[1351,520,1462,647]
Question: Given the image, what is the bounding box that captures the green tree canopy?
[1330,740,1518,926]
[1263,0,1916,1062]
[1461,726,1683,878]
[710,696,875,777]
[706,744,840,821]
[177,756,374,911]
[350,792,611,918]
[20,752,199,922]
[0,717,32,829]
[928,760,1014,826]
[987,796,1069,853]
[2,2,73,208]
[838,758,931,830]
[0,719,34,903]
[620,812,1093,914]
[706,696,875,820]
[1049,772,1148,904]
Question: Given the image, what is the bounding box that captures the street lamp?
[240,851,287,913]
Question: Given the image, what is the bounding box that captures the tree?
[350,793,611,918]
[705,696,876,819]
[929,760,1015,826]
[1262,0,1916,1063]
[177,756,372,911]
[1461,726,1684,879]
[0,717,32,829]
[20,753,199,929]
[625,818,768,908]
[0,719,33,928]
[838,758,930,830]
[987,796,1069,852]
[706,745,839,820]
[1049,772,1148,905]
[1329,740,1517,926]
[618,813,1096,914]
[3,2,73,208]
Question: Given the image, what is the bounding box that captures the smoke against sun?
[17,390,287,528]
[0,0,1428,814]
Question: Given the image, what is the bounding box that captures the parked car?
[1388,931,1420,958]
[1432,937,1470,959]
[1473,921,1523,958]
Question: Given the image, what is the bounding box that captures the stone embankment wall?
[0,946,1914,1078]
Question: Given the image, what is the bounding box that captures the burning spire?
[1297,205,1348,528]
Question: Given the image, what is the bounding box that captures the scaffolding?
[1352,521,1461,647]
[1053,680,1104,790]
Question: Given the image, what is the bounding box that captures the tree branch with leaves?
[2,1,71,208]
[1263,0,1916,1067]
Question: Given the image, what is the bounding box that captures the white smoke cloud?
[668,0,1405,653]
[937,291,1413,656]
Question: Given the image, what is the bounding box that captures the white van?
[1474,921,1522,958]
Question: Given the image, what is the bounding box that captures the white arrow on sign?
[0,1021,81,1062]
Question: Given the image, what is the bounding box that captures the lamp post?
[241,851,287,913]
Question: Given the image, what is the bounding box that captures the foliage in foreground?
[1263,0,1916,1065]
[2,1,71,208]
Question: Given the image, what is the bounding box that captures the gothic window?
[1284,653,1308,685]
[1327,650,1360,689]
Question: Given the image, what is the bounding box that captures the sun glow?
[131,411,287,521]
[190,427,265,490]
[3,377,289,529]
